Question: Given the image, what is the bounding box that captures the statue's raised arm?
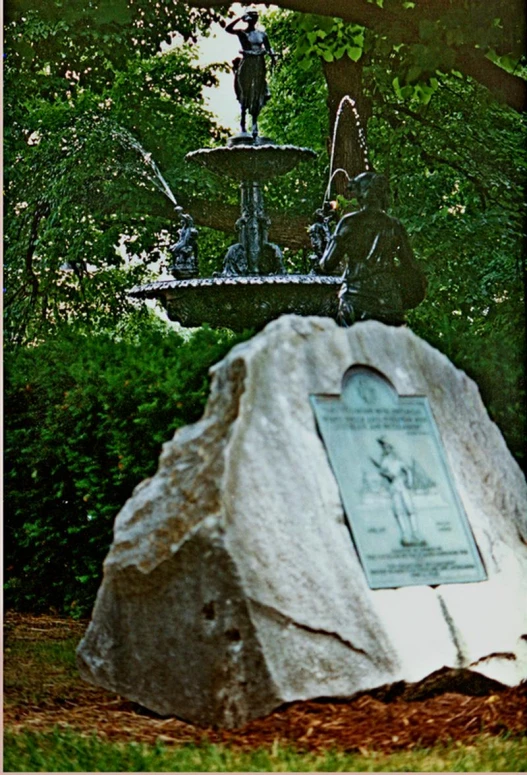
[225,15,246,39]
[226,9,275,139]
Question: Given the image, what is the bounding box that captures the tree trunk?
[322,55,372,197]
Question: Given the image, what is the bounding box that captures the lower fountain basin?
[129,274,341,331]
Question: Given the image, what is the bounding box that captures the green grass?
[5,619,527,772]
[4,728,527,772]
[4,637,82,706]
[7,638,78,669]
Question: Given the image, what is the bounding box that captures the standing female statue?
[226,10,276,139]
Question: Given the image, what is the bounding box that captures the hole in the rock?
[202,601,215,620]
[225,628,241,641]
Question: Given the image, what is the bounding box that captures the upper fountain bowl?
[186,143,316,182]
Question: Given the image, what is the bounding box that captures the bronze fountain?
[129,9,425,330]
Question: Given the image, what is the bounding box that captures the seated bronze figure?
[168,208,199,279]
[319,172,426,326]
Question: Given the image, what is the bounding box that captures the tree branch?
[383,111,489,205]
[186,0,399,30]
[454,46,526,113]
[24,204,49,304]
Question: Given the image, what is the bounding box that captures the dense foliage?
[366,51,527,466]
[4,0,235,615]
[4,1,230,345]
[4,321,250,615]
[187,0,527,111]
[5,0,223,91]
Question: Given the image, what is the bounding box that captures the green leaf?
[346,46,363,62]
[419,19,437,42]
[415,83,435,105]
[316,16,336,34]
[405,65,422,84]
[297,58,312,71]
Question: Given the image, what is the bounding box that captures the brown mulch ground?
[4,611,527,754]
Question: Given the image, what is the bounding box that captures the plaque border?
[310,366,487,589]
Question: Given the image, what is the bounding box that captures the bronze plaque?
[310,367,487,589]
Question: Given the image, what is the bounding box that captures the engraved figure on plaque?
[371,436,426,547]
[310,366,487,589]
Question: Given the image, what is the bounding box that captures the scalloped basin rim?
[129,274,341,297]
[186,144,317,180]
[128,274,341,331]
[187,143,317,156]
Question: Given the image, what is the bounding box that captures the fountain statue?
[308,201,338,273]
[320,172,427,326]
[168,208,199,280]
[226,9,276,140]
[128,9,426,330]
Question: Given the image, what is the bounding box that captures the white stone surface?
[77,315,527,727]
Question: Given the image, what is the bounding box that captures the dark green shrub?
[4,320,250,616]
[409,298,526,471]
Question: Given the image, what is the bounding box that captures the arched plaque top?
[341,365,398,409]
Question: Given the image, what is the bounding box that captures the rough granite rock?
[77,316,527,728]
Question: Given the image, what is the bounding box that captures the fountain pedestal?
[224,180,283,275]
[187,141,315,277]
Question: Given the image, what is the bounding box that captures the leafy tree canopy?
[259,8,526,466]
[5,0,224,94]
[4,0,234,345]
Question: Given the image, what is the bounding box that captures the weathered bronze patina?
[129,14,427,331]
[320,172,427,326]
[129,274,341,330]
[308,201,338,273]
[226,9,276,139]
[168,207,199,279]
[187,144,315,277]
[311,366,487,588]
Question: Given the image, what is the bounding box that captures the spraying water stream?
[324,95,370,203]
[113,126,180,208]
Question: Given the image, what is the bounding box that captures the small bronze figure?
[168,208,199,279]
[226,9,276,139]
[319,172,426,326]
[308,201,338,273]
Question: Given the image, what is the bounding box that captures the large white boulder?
[77,316,527,728]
